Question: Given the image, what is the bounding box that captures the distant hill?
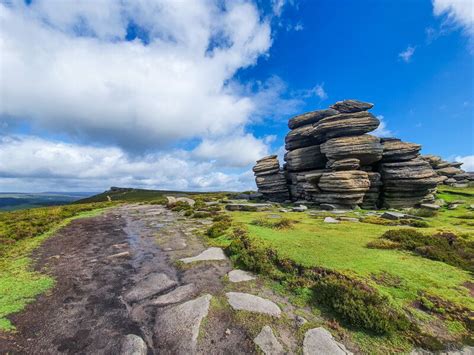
[75,187,209,204]
[0,192,95,211]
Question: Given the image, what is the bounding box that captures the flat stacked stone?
[284,145,327,172]
[421,155,471,186]
[361,172,382,209]
[252,156,289,202]
[380,158,439,208]
[381,138,421,162]
[321,134,383,166]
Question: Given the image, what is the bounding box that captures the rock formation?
[422,155,473,187]
[252,99,467,209]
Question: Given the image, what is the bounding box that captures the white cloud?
[300,83,328,100]
[455,155,474,172]
[433,0,474,37]
[372,115,393,137]
[0,135,255,192]
[272,0,286,17]
[398,46,416,62]
[0,1,273,151]
[192,133,270,167]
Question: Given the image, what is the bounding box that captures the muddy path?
[0,205,254,354]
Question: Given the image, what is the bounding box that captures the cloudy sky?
[0,0,473,192]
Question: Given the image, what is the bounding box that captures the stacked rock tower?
[253,99,449,209]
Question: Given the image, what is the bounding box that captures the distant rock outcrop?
[252,99,467,209]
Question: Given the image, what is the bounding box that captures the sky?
[0,0,473,193]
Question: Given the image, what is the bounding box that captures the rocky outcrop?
[422,155,473,187]
[252,156,290,201]
[252,99,451,209]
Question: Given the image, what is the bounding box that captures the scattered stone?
[279,208,289,213]
[292,205,308,212]
[303,327,352,355]
[107,251,130,259]
[324,217,339,223]
[228,270,257,283]
[435,199,446,206]
[420,203,440,210]
[381,211,406,220]
[254,326,284,355]
[338,217,359,222]
[226,292,281,317]
[295,315,308,327]
[120,334,147,355]
[154,294,212,354]
[150,284,196,306]
[113,243,128,249]
[124,273,177,303]
[180,247,228,264]
[225,328,231,336]
[448,204,460,210]
[166,196,177,205]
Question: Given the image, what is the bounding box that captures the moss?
[250,217,296,230]
[366,239,400,249]
[206,220,232,238]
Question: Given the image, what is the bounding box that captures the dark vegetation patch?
[370,272,404,288]
[250,217,296,230]
[362,216,429,228]
[408,208,438,218]
[369,229,474,273]
[0,203,110,254]
[225,228,410,335]
[418,292,473,332]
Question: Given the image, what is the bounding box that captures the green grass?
[221,187,474,350]
[0,205,108,331]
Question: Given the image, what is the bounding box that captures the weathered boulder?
[285,124,320,150]
[321,134,383,166]
[381,138,421,162]
[312,111,380,142]
[252,156,290,201]
[253,155,281,176]
[284,145,327,172]
[288,108,339,129]
[330,99,373,113]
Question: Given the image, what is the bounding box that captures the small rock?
[225,203,272,212]
[150,284,196,306]
[295,315,308,327]
[448,204,460,210]
[228,270,256,283]
[381,211,406,220]
[180,247,228,264]
[113,243,128,249]
[124,273,177,302]
[324,217,339,223]
[451,200,466,204]
[320,203,336,211]
[107,251,130,259]
[226,292,281,317]
[434,199,446,206]
[121,334,147,355]
[176,197,196,206]
[254,325,284,355]
[303,327,352,355]
[469,205,474,210]
[279,208,289,213]
[420,203,440,210]
[166,196,177,205]
[225,328,231,336]
[292,205,308,212]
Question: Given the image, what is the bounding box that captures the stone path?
[0,204,354,354]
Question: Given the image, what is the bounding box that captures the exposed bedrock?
[321,134,383,166]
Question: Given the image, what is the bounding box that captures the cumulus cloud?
[398,46,416,62]
[433,0,474,37]
[372,115,393,137]
[455,155,474,172]
[0,135,256,192]
[0,0,275,152]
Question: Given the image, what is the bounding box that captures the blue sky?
[0,0,472,192]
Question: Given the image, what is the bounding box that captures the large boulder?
[381,138,421,162]
[284,145,327,172]
[321,134,383,166]
[288,108,339,130]
[285,124,320,150]
[253,156,290,201]
[330,99,374,113]
[312,112,380,142]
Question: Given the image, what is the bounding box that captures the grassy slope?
[222,186,473,350]
[0,205,109,331]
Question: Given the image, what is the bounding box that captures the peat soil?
[0,205,254,354]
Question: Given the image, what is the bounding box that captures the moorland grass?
[0,204,109,331]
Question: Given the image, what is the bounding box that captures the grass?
[219,187,474,351]
[0,204,109,331]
